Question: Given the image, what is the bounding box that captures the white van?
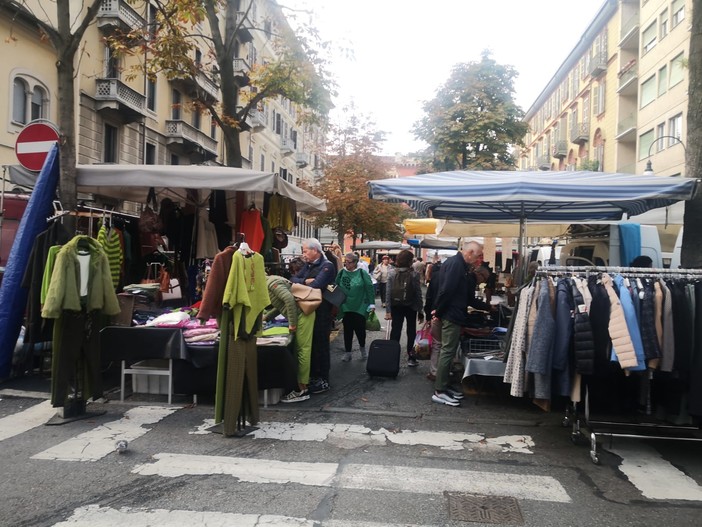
[559,224,663,268]
[669,228,684,269]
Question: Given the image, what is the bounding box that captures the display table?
[100,326,296,401]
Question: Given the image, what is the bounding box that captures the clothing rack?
[534,265,702,464]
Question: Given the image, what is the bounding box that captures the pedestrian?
[432,241,494,406]
[336,252,376,362]
[291,238,337,394]
[385,249,424,367]
[425,252,440,285]
[412,257,426,286]
[423,257,443,381]
[262,274,313,403]
[372,254,391,307]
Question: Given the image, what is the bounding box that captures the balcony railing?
[570,122,590,145]
[165,119,218,158]
[537,154,551,170]
[171,71,219,102]
[280,137,294,156]
[552,140,568,159]
[233,58,251,86]
[295,151,310,168]
[588,52,608,77]
[249,109,266,131]
[619,13,640,49]
[94,78,146,122]
[618,65,638,94]
[97,0,146,32]
[236,11,253,42]
[615,115,637,142]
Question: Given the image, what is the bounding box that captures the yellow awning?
[403,218,439,235]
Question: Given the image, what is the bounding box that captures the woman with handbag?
[336,253,376,362]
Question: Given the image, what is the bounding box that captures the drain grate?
[445,492,524,525]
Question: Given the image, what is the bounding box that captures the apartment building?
[1,0,324,243]
[522,0,690,178]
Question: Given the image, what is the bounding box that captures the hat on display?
[272,227,288,249]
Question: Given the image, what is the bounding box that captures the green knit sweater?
[336,268,375,318]
[263,275,299,328]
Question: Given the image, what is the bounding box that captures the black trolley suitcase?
[366,323,401,378]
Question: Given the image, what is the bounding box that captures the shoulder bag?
[291,283,322,315]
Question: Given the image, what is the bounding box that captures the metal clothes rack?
[536,265,702,464]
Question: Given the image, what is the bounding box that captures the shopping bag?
[291,283,322,315]
[366,310,381,331]
[414,321,432,360]
[161,278,183,301]
[323,283,347,307]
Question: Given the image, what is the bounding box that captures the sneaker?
[341,352,352,362]
[407,358,419,367]
[280,390,310,403]
[445,387,464,400]
[432,391,460,407]
[309,379,330,394]
[360,348,368,360]
[382,303,386,308]
[426,373,436,381]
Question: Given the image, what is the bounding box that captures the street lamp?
[643,135,686,176]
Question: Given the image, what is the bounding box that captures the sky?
[283,0,605,155]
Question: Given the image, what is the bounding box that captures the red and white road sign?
[15,122,60,171]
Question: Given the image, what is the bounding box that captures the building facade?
[522,0,690,178]
[1,0,325,246]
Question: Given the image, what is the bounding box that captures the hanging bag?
[366,310,381,331]
[323,283,347,307]
[291,283,322,315]
[413,320,433,360]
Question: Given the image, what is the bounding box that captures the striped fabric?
[368,170,698,222]
[97,224,123,288]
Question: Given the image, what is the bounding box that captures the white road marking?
[0,400,55,441]
[191,420,535,453]
[133,453,570,502]
[610,442,702,501]
[32,406,179,462]
[53,504,437,526]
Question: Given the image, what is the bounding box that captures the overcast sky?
[282,0,605,155]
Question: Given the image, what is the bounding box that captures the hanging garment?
[239,209,265,253]
[587,275,613,374]
[525,277,556,400]
[97,223,123,289]
[659,280,676,372]
[504,284,534,397]
[571,280,595,376]
[223,251,270,340]
[196,205,221,259]
[197,246,235,322]
[265,194,295,232]
[613,274,646,372]
[639,279,661,361]
[600,273,638,370]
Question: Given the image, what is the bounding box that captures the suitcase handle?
[385,320,391,340]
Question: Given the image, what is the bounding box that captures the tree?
[681,2,702,268]
[414,51,528,171]
[0,0,103,217]
[114,0,334,168]
[300,108,408,245]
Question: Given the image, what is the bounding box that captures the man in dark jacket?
[432,241,492,406]
[291,238,337,394]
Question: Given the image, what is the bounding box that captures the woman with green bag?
[336,252,376,362]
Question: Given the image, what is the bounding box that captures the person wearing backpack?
[385,249,424,367]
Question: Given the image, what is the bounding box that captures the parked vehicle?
[0,194,30,284]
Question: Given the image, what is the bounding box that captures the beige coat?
[601,273,639,369]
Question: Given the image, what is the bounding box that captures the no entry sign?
[15,122,60,171]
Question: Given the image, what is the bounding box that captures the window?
[13,78,27,124]
[12,75,48,125]
[145,143,156,164]
[639,129,654,161]
[658,65,668,96]
[260,153,265,171]
[192,109,201,130]
[105,46,119,78]
[668,113,683,144]
[672,0,685,28]
[147,78,156,111]
[593,81,605,115]
[170,153,179,165]
[210,117,216,139]
[659,9,669,39]
[669,52,684,87]
[656,123,665,152]
[104,124,118,163]
[172,89,181,120]
[640,75,656,108]
[642,22,657,55]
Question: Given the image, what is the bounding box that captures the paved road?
[1,304,702,526]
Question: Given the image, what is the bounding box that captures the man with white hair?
[431,241,492,406]
[291,238,337,394]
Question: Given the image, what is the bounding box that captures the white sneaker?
[341,352,352,362]
[445,387,464,400]
[281,390,310,403]
[432,391,460,407]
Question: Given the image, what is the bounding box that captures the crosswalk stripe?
[32,406,179,462]
[0,400,55,442]
[191,420,535,454]
[53,504,436,527]
[610,442,702,501]
[133,453,571,503]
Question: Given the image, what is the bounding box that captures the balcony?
[170,71,219,103]
[236,11,253,43]
[615,115,637,142]
[94,78,146,123]
[570,122,590,145]
[295,151,310,168]
[165,120,218,160]
[537,155,552,170]
[97,0,146,33]
[280,137,294,156]
[619,13,640,50]
[233,58,251,87]
[588,52,608,78]
[552,140,568,159]
[617,61,638,95]
[249,109,266,131]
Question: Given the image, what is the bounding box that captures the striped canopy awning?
[368,170,698,222]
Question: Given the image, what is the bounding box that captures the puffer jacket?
[601,273,638,369]
[571,281,595,375]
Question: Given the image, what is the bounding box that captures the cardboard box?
[131,359,170,395]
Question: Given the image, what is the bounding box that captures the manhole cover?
[445,492,524,525]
